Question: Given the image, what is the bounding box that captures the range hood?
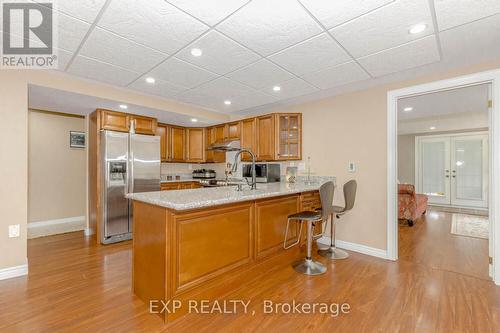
[208,139,241,152]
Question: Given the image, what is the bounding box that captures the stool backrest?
[319,181,335,219]
[343,180,357,212]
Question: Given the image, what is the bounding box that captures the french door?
[416,133,488,208]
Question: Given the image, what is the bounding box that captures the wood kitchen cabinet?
[240,118,256,161]
[256,114,275,161]
[205,127,215,163]
[131,115,157,135]
[186,128,205,163]
[212,124,226,163]
[170,126,186,162]
[99,109,130,132]
[226,121,240,139]
[156,125,168,162]
[275,113,302,160]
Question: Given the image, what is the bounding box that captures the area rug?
[451,213,489,239]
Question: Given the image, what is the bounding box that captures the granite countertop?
[127,177,335,211]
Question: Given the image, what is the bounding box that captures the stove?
[192,169,216,179]
[198,179,240,187]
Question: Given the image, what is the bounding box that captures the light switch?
[348,162,356,173]
[9,224,20,238]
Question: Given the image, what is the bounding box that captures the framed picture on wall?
[70,131,86,148]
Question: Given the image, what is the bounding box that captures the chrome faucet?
[207,139,257,190]
[231,149,257,190]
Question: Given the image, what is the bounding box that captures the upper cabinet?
[156,125,168,162]
[240,118,256,162]
[186,128,205,163]
[131,115,157,135]
[99,109,130,132]
[256,114,276,161]
[276,113,302,160]
[170,126,186,162]
[97,109,157,135]
[226,122,240,139]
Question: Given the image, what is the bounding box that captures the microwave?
[242,163,281,183]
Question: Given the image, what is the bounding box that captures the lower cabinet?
[161,181,202,191]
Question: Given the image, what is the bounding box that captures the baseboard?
[28,216,86,239]
[84,227,94,236]
[0,262,28,280]
[317,237,388,260]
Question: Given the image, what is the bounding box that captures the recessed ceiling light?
[191,48,202,57]
[273,86,281,92]
[119,104,128,109]
[403,107,413,112]
[429,126,436,130]
[409,23,427,35]
[191,118,198,123]
[145,77,155,84]
[224,100,231,105]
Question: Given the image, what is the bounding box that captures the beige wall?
[28,110,86,222]
[0,69,227,271]
[270,60,500,251]
[398,135,416,184]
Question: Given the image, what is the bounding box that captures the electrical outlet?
[9,224,20,238]
[348,162,356,173]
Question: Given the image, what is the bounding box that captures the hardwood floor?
[1,217,499,332]
[399,209,490,280]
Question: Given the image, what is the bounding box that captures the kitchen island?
[127,178,334,322]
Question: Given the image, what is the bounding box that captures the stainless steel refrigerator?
[100,130,160,244]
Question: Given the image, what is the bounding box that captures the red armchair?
[398,184,428,227]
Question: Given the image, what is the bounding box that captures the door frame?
[387,69,500,285]
[414,131,489,208]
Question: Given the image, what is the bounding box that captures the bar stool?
[318,180,357,260]
[283,181,334,275]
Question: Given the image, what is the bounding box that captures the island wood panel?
[300,191,323,238]
[132,201,167,313]
[255,195,300,258]
[173,203,253,292]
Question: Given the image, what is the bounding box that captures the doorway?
[387,69,500,285]
[416,132,488,208]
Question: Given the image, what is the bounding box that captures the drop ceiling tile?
[68,56,139,86]
[268,33,352,76]
[225,59,294,89]
[329,0,434,58]
[33,0,107,23]
[129,76,187,99]
[217,0,323,56]
[299,0,395,29]
[167,0,250,26]
[301,62,369,89]
[440,13,500,67]
[148,57,219,89]
[176,31,260,75]
[79,28,167,73]
[435,0,500,31]
[229,91,280,111]
[175,90,231,111]
[191,77,257,100]
[258,78,319,99]
[55,48,73,71]
[98,0,209,54]
[358,35,440,77]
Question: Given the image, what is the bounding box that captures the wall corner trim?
[0,262,28,281]
[317,237,388,260]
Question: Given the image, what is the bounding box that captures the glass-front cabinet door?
[276,113,301,160]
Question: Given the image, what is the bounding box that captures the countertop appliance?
[192,169,216,179]
[243,163,280,183]
[101,130,160,244]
